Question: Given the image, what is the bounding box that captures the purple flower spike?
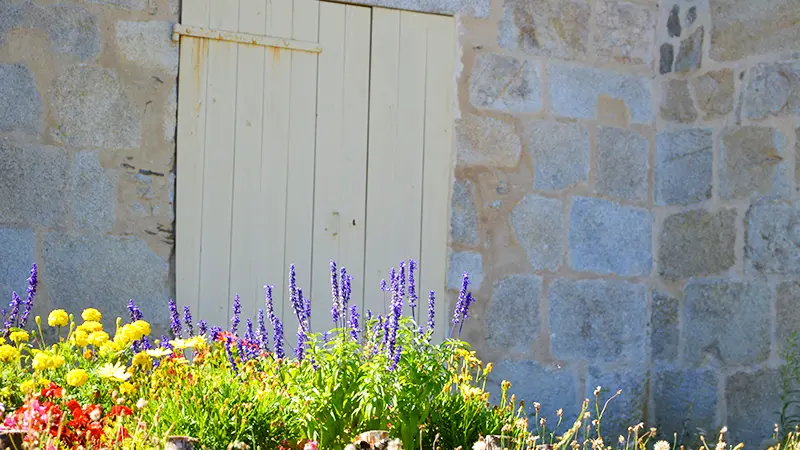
[289,264,299,318]
[128,300,143,322]
[340,268,351,315]
[349,305,359,341]
[210,326,222,342]
[231,294,241,335]
[272,317,285,359]
[450,272,470,338]
[427,290,435,333]
[198,320,208,337]
[224,335,237,371]
[380,279,387,292]
[4,292,21,333]
[257,309,269,352]
[160,335,172,350]
[459,292,475,336]
[330,261,340,324]
[264,285,275,318]
[388,345,402,371]
[295,325,306,361]
[245,318,254,341]
[408,260,418,317]
[168,298,181,337]
[20,263,37,328]
[183,305,194,337]
[398,261,406,299]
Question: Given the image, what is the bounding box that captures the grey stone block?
[660,43,674,74]
[686,6,698,25]
[469,53,542,113]
[0,64,42,136]
[709,0,800,61]
[24,3,101,61]
[651,291,679,362]
[720,126,787,200]
[72,152,118,231]
[523,121,589,191]
[675,26,703,73]
[568,197,652,277]
[658,209,736,280]
[683,280,772,365]
[549,278,647,362]
[745,199,800,274]
[549,65,652,123]
[0,228,36,302]
[655,128,713,206]
[586,368,647,439]
[653,369,717,441]
[86,0,147,10]
[777,282,800,354]
[498,0,590,60]
[456,114,522,168]
[660,79,697,123]
[486,275,542,353]
[42,232,169,333]
[52,65,141,149]
[115,21,179,75]
[743,60,800,120]
[692,69,734,119]
[510,194,564,272]
[450,179,479,246]
[164,84,177,143]
[0,137,68,227]
[593,0,656,65]
[667,4,681,38]
[447,251,483,292]
[726,369,782,448]
[595,126,649,202]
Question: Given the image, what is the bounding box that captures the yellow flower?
[88,331,109,346]
[79,321,103,333]
[187,336,207,350]
[49,354,65,369]
[132,352,152,368]
[66,369,88,387]
[83,349,94,360]
[81,308,102,322]
[32,352,51,371]
[131,320,151,337]
[73,330,89,347]
[169,338,188,349]
[97,362,132,382]
[47,309,69,327]
[119,382,136,395]
[20,380,35,394]
[0,345,20,362]
[484,362,493,374]
[9,330,29,344]
[146,348,172,358]
[38,378,51,386]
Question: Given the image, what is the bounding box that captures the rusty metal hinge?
[171,23,322,53]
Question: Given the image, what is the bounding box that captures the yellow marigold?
[119,382,135,395]
[47,309,69,327]
[66,369,88,387]
[131,320,151,337]
[132,352,152,368]
[81,308,102,322]
[9,330,29,344]
[79,321,103,333]
[38,378,51,386]
[49,354,65,369]
[88,331,109,346]
[73,330,89,347]
[32,352,50,371]
[20,379,35,394]
[0,345,20,362]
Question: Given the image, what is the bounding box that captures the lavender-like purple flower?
[264,285,275,318]
[198,320,208,337]
[272,317,285,359]
[340,268,351,316]
[295,326,306,361]
[427,290,435,333]
[380,279,387,292]
[458,292,476,336]
[450,272,470,338]
[381,315,390,348]
[168,298,182,337]
[299,288,310,330]
[236,336,246,362]
[323,331,329,343]
[398,261,406,299]
[330,260,340,325]
[210,326,222,342]
[349,305,359,341]
[224,335,237,371]
[366,309,372,322]
[140,335,153,350]
[388,345,402,371]
[289,264,300,320]
[128,299,143,322]
[20,263,37,328]
[257,309,269,352]
[4,292,21,333]
[160,335,172,350]
[231,294,241,335]
[408,260,417,317]
[183,305,194,337]
[245,318,254,341]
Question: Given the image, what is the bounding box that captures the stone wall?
[0,0,178,334]
[445,0,800,446]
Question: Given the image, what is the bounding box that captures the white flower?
[654,440,671,450]
[136,398,148,410]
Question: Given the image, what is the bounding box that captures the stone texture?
[469,54,542,113]
[683,280,772,365]
[549,278,647,361]
[23,3,101,61]
[777,282,800,353]
[486,275,542,353]
[653,370,717,441]
[593,0,656,65]
[87,0,147,10]
[586,368,647,439]
[709,0,800,61]
[0,64,42,136]
[498,0,591,60]
[450,180,479,246]
[667,4,681,38]
[164,84,177,143]
[692,69,735,119]
[743,60,800,120]
[523,121,589,191]
[0,137,68,227]
[52,65,141,149]
[745,200,800,274]
[726,369,783,448]
[595,126,649,202]
[658,209,736,280]
[568,197,652,276]
[0,228,36,301]
[42,233,169,333]
[72,152,118,231]
[660,79,697,123]
[797,128,800,185]
[655,128,713,205]
[549,65,652,123]
[510,195,563,271]
[486,360,580,423]
[447,251,483,292]
[456,114,522,168]
[675,27,704,73]
[651,291,679,361]
[115,21,179,75]
[659,43,674,74]
[686,6,697,25]
[720,126,787,200]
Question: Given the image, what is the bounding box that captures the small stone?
[510,194,563,271]
[549,65,652,123]
[658,209,736,280]
[745,199,800,274]
[593,0,656,65]
[469,53,542,113]
[743,60,800,120]
[164,84,177,142]
[726,369,783,448]
[568,197,652,277]
[654,369,717,440]
[23,3,101,61]
[447,251,483,291]
[498,0,591,60]
[651,291,679,361]
[720,126,787,200]
[709,0,800,61]
[586,369,647,439]
[660,79,697,123]
[52,65,141,149]
[659,43,674,74]
[450,180,479,246]
[675,26,704,73]
[72,152,118,231]
[655,128,713,205]
[595,126,649,202]
[486,275,542,353]
[115,21,179,75]
[777,282,800,353]
[549,278,647,362]
[686,6,697,25]
[523,121,589,191]
[0,64,42,136]
[692,69,735,119]
[456,114,522,168]
[86,0,147,10]
[667,4,681,37]
[0,137,68,227]
[0,228,36,300]
[683,280,772,365]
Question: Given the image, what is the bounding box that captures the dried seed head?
[654,441,670,450]
[534,402,541,412]
[594,386,602,397]
[619,436,625,444]
[716,442,726,450]
[557,408,563,418]
[540,417,547,427]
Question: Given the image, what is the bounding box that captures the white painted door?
[175,0,455,341]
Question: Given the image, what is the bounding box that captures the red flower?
[40,382,63,399]
[109,405,133,419]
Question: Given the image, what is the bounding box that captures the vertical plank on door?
[175,0,210,316]
[312,2,370,331]
[229,0,268,321]
[420,15,456,343]
[197,0,241,325]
